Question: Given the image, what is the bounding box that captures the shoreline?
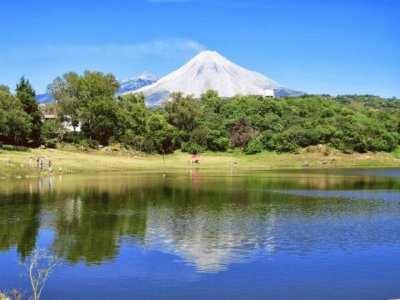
[1,146,399,180]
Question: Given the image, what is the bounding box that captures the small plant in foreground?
[20,248,61,300]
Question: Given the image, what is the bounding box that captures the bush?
[62,131,84,144]
[141,139,156,153]
[89,139,99,149]
[205,129,228,151]
[273,132,300,153]
[1,145,29,152]
[79,139,90,149]
[207,136,229,152]
[120,129,147,150]
[369,132,398,152]
[260,131,275,151]
[229,118,255,147]
[121,131,154,153]
[190,128,208,147]
[146,114,178,153]
[45,139,57,149]
[243,138,263,154]
[42,120,61,141]
[181,142,205,154]
[78,139,99,149]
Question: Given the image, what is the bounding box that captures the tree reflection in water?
[0,170,399,272]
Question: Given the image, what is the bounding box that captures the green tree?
[48,72,81,131]
[118,93,147,134]
[0,85,10,93]
[48,71,120,144]
[145,113,177,153]
[117,93,148,149]
[0,89,31,145]
[244,138,263,154]
[16,77,42,146]
[164,92,201,133]
[42,120,62,148]
[197,90,228,151]
[80,96,119,145]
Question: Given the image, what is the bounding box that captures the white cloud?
[9,38,206,60]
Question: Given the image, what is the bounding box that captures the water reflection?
[0,170,400,273]
[0,191,41,259]
[143,205,276,272]
[274,190,400,201]
[190,169,201,191]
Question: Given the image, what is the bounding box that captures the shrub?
[208,137,229,152]
[181,142,205,154]
[243,138,263,154]
[146,114,178,153]
[2,145,29,152]
[229,118,255,147]
[42,120,61,141]
[120,129,147,150]
[79,139,90,149]
[44,139,57,149]
[205,130,228,151]
[369,132,397,152]
[62,131,84,144]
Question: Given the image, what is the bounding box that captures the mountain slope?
[131,51,302,106]
[35,93,54,104]
[117,71,157,94]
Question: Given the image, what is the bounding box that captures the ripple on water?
[273,190,400,201]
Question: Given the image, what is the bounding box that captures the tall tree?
[48,71,120,144]
[80,96,119,145]
[164,92,201,133]
[47,72,81,131]
[145,112,177,153]
[0,88,31,145]
[16,77,42,146]
[117,93,147,135]
[78,72,120,145]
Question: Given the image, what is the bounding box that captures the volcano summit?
[127,51,302,106]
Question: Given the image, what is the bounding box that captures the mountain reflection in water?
[0,170,399,274]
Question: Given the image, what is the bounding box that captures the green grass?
[393,147,400,158]
[0,145,399,179]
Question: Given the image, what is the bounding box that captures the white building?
[43,113,81,132]
[264,89,275,98]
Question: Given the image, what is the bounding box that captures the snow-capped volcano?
[131,51,302,106]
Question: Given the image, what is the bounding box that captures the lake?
[0,169,400,299]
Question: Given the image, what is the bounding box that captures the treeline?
[1,71,400,154]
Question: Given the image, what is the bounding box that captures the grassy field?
[0,145,399,179]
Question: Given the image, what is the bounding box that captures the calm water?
[0,169,400,299]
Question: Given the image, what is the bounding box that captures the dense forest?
[1,71,400,154]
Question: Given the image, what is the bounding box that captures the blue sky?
[0,0,399,97]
